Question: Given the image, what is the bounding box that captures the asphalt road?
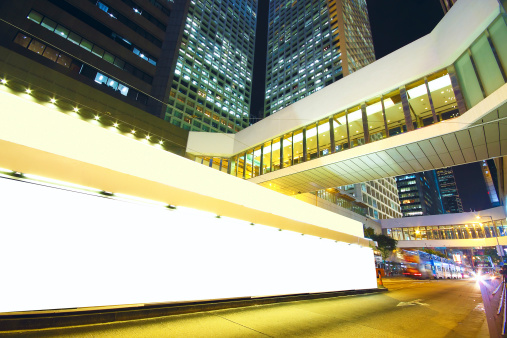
[2,278,490,337]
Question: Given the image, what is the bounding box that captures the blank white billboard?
[0,177,377,313]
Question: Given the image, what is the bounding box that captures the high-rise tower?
[396,172,444,217]
[435,167,464,213]
[163,0,257,133]
[263,0,375,117]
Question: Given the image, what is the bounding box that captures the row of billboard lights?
[1,168,367,247]
[1,78,165,146]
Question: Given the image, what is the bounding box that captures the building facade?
[263,0,374,116]
[163,0,257,132]
[481,160,501,207]
[397,172,444,217]
[335,179,402,220]
[435,167,463,214]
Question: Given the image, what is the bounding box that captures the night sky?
[249,1,495,211]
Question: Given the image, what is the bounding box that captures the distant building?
[435,167,464,213]
[335,178,402,220]
[397,172,444,217]
[481,160,501,207]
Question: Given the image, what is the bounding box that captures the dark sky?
[250,0,268,124]
[367,1,444,59]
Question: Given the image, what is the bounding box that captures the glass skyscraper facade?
[164,0,257,133]
[263,0,374,116]
[341,0,375,74]
[435,167,464,214]
[397,172,444,217]
[481,160,501,207]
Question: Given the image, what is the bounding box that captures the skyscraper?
[481,160,501,207]
[435,167,464,213]
[263,0,375,116]
[397,172,444,217]
[163,0,257,132]
[334,179,402,220]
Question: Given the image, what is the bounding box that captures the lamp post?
[476,215,504,264]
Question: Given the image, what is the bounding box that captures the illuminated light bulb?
[1,79,7,84]
[94,115,100,120]
[159,140,164,145]
[131,130,136,134]
[113,122,119,128]
[73,107,79,112]
[25,88,32,94]
[146,135,151,140]
[50,98,56,103]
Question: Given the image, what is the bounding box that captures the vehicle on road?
[401,250,465,279]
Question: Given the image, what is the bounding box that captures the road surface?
[2,278,490,337]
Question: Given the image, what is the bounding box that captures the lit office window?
[333,111,349,152]
[347,105,364,148]
[317,118,331,157]
[365,97,386,141]
[293,128,304,165]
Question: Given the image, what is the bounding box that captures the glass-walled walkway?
[386,219,507,241]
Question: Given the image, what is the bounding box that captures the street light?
[476,215,504,263]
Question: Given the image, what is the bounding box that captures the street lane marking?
[397,299,429,307]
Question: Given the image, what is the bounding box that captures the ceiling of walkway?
[250,101,507,195]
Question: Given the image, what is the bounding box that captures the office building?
[396,172,444,217]
[263,0,375,116]
[163,0,256,132]
[332,179,402,220]
[435,167,463,214]
[481,160,501,207]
